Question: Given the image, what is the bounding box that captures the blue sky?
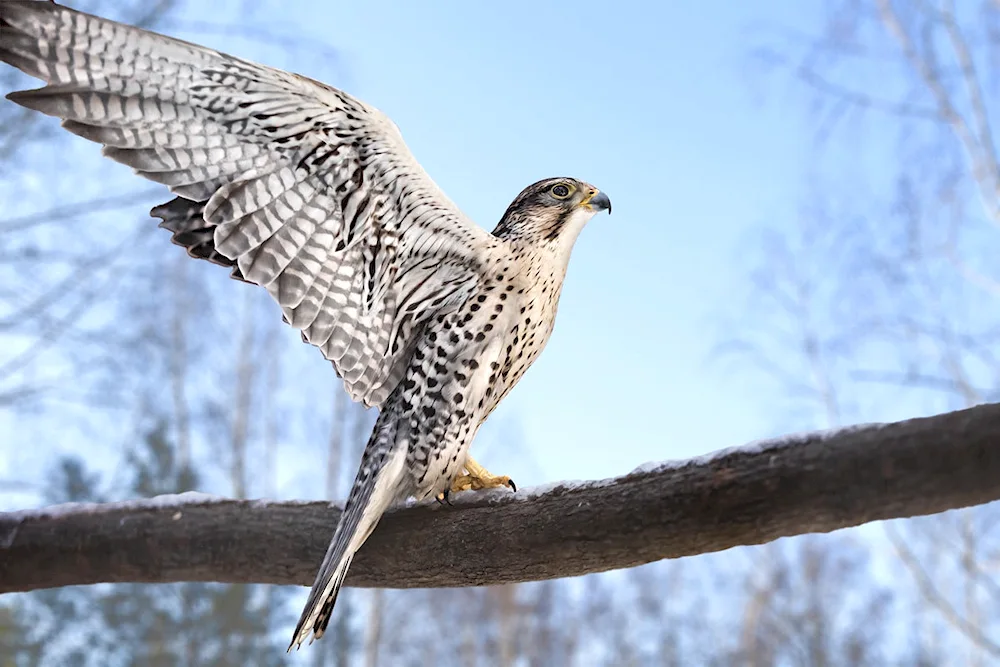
[237,0,821,484]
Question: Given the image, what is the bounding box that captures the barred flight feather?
[0,0,497,408]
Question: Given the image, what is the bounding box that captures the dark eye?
[550,184,571,199]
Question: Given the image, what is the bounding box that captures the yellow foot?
[450,455,517,493]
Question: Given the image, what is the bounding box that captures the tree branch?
[3,403,1000,594]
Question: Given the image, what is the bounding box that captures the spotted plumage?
[0,0,612,651]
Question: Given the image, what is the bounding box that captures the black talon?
[507,479,517,492]
[436,489,453,506]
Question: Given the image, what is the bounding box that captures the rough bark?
[3,403,1000,593]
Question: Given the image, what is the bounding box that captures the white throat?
[549,206,596,267]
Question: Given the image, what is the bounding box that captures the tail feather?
[312,553,353,638]
[288,422,408,650]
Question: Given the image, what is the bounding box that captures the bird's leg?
[450,456,517,493]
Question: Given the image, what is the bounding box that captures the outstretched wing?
[0,0,499,408]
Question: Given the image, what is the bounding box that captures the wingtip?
[4,88,34,108]
[3,86,76,117]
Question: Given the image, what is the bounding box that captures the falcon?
[0,0,611,649]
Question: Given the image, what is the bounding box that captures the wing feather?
[0,0,498,407]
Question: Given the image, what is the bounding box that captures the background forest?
[2,1,999,665]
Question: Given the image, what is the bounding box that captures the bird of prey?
[0,0,611,649]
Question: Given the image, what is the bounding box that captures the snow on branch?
[3,403,1000,593]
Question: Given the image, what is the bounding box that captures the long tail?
[288,420,407,650]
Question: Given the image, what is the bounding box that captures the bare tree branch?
[794,64,941,121]
[874,0,1000,223]
[940,0,1000,212]
[3,403,1000,594]
[885,521,1000,657]
[0,187,162,234]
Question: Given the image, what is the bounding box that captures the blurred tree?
[3,424,290,667]
[731,538,892,667]
[727,0,1000,663]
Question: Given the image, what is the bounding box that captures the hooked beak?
[581,190,612,215]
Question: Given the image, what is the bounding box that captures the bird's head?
[492,177,611,246]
